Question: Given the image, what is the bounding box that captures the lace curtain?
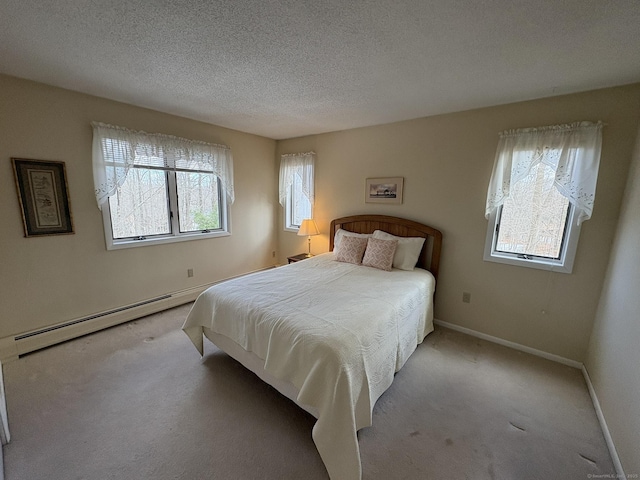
[279,151,315,207]
[92,122,234,209]
[485,121,603,225]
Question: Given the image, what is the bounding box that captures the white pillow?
[372,230,425,270]
[333,228,372,250]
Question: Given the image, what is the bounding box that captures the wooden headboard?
[329,215,443,281]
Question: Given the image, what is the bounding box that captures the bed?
[182,214,443,480]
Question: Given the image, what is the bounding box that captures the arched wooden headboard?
[329,215,443,282]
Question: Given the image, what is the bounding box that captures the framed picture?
[365,177,404,204]
[12,158,74,237]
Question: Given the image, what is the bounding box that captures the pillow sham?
[372,230,425,270]
[334,235,369,265]
[333,228,371,250]
[362,237,398,271]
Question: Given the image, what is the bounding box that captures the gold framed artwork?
[12,158,74,237]
[365,177,404,204]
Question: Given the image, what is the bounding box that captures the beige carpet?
[2,304,615,479]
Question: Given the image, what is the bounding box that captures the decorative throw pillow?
[333,228,372,250]
[362,237,398,271]
[372,230,425,270]
[334,235,369,265]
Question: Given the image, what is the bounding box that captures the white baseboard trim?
[581,366,626,479]
[0,266,274,364]
[433,319,583,369]
[0,359,8,480]
[0,361,8,446]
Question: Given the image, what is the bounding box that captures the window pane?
[109,168,171,238]
[176,172,221,232]
[496,162,570,259]
[290,172,311,227]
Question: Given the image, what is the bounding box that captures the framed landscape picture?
[365,177,404,204]
[12,158,74,237]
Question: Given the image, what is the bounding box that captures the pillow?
[372,230,425,270]
[334,235,368,265]
[362,237,398,271]
[333,228,371,250]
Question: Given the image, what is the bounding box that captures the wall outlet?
[462,292,471,303]
[272,250,276,258]
[187,268,194,278]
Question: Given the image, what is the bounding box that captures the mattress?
[182,252,435,480]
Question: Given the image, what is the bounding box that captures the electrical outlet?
[272,251,276,258]
[187,268,194,278]
[462,292,471,303]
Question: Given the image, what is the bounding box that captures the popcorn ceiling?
[0,0,638,139]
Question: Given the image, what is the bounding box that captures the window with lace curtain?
[279,152,315,231]
[286,172,312,229]
[484,122,603,273]
[92,123,234,249]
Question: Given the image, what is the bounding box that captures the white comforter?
[182,253,435,480]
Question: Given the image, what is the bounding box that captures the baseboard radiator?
[15,295,173,342]
[0,267,275,364]
[0,285,207,363]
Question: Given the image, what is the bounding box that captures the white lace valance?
[91,122,234,209]
[279,151,315,207]
[485,121,603,225]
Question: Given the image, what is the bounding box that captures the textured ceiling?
[1,0,639,139]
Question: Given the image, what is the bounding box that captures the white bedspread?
[182,253,435,480]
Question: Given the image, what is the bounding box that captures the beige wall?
[585,124,640,476]
[2,73,639,367]
[277,84,640,362]
[0,74,277,340]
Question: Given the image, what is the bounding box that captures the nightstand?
[287,253,312,264]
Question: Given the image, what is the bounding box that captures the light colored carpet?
[2,304,615,479]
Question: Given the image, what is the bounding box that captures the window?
[107,168,225,241]
[92,122,234,249]
[484,122,603,273]
[485,159,581,272]
[279,152,315,231]
[285,171,312,229]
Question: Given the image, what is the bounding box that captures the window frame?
[284,171,312,232]
[483,201,581,273]
[101,168,230,250]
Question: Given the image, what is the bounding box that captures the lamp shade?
[297,219,319,237]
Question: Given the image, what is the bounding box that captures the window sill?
[106,230,231,250]
[483,251,572,273]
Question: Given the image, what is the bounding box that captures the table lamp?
[297,219,319,257]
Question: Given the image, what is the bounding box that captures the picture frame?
[12,158,74,237]
[365,177,404,204]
